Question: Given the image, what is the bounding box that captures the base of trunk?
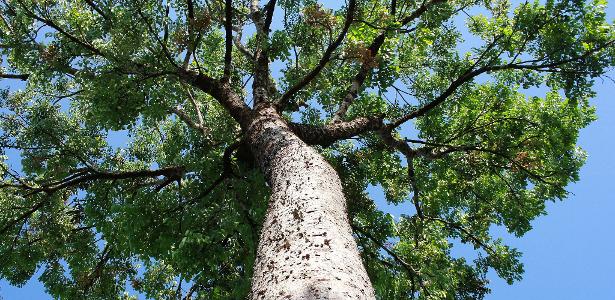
[246,107,375,299]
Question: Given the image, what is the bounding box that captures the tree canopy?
[0,0,613,299]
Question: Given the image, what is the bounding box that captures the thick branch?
[331,34,385,122]
[378,129,419,157]
[223,0,233,79]
[186,0,195,23]
[249,0,265,33]
[0,73,29,80]
[28,166,186,196]
[179,71,252,128]
[183,0,196,67]
[289,116,383,146]
[263,0,277,33]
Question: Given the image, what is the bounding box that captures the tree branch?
[249,0,278,106]
[407,158,424,219]
[377,130,427,218]
[233,33,255,61]
[0,73,29,80]
[0,166,186,236]
[16,2,103,56]
[170,105,210,138]
[186,88,205,128]
[407,138,556,185]
[0,200,46,236]
[277,0,357,110]
[263,0,277,34]
[83,0,110,21]
[82,244,113,293]
[331,0,446,122]
[289,116,383,146]
[424,216,496,256]
[223,0,233,79]
[135,7,179,69]
[182,0,196,67]
[179,71,252,128]
[171,140,242,211]
[352,223,428,293]
[28,166,186,196]
[390,40,615,129]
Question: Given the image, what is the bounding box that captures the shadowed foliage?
[0,0,613,298]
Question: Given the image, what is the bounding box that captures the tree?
[0,0,613,298]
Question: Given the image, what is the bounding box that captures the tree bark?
[246,106,375,299]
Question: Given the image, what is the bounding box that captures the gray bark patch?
[246,107,375,299]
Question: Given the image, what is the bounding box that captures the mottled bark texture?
[246,106,375,299]
[289,117,383,147]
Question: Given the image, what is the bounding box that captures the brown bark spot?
[292,208,302,220]
[281,239,291,251]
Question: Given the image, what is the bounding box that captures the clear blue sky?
[2,1,615,299]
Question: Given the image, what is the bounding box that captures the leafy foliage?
[1,0,613,299]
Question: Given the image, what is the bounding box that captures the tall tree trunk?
[246,106,375,299]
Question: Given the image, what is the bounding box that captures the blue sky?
[2,1,615,299]
[483,76,615,299]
